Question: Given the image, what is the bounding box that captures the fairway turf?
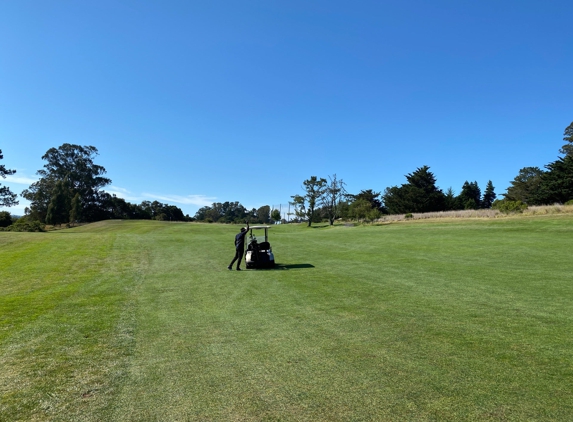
[1,217,572,420]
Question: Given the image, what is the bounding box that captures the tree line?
[288,170,497,226]
[502,122,573,205]
[193,203,277,224]
[0,144,192,231]
[289,121,573,226]
[1,121,572,229]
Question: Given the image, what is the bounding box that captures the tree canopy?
[502,121,573,205]
[560,121,573,157]
[504,167,544,203]
[458,181,481,210]
[291,176,327,227]
[383,166,445,214]
[322,174,347,225]
[22,144,112,222]
[0,149,18,207]
[482,181,496,209]
[530,155,573,205]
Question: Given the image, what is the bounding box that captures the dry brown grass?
[524,204,573,216]
[369,204,573,223]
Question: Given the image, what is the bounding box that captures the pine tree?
[481,181,496,208]
[444,187,458,210]
[457,181,481,209]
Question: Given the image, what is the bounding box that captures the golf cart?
[245,225,275,269]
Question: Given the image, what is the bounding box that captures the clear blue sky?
[1,1,572,217]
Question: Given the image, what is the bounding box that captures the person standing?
[228,221,249,270]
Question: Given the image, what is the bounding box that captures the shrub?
[2,216,45,232]
[565,199,573,205]
[0,211,13,228]
[492,199,528,214]
[155,213,167,221]
[405,213,413,219]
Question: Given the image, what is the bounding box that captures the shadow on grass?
[273,264,314,270]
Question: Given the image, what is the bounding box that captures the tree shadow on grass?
[259,263,315,270]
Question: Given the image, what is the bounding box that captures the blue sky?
[1,1,572,217]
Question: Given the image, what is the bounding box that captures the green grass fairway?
[1,217,572,421]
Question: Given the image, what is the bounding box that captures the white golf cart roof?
[249,225,271,229]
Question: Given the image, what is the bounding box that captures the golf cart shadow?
[272,263,315,270]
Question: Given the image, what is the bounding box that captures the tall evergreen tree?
[481,181,496,208]
[457,181,481,209]
[443,187,458,210]
[383,166,445,214]
[504,167,544,203]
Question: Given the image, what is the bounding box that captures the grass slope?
[1,217,572,421]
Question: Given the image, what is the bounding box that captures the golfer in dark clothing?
[228,222,249,270]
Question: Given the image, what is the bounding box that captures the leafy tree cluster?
[22,144,112,223]
[292,121,571,221]
[0,149,18,207]
[291,175,348,226]
[345,189,385,222]
[15,144,189,226]
[105,197,191,222]
[194,202,273,224]
[5,120,571,228]
[0,215,45,232]
[292,169,498,224]
[0,210,14,228]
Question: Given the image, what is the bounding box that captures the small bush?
[0,211,13,228]
[565,199,573,205]
[492,199,528,214]
[405,213,413,219]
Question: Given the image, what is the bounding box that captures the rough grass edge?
[367,204,573,223]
